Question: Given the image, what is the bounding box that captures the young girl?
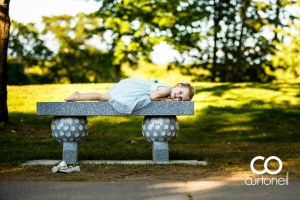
[64,78,194,114]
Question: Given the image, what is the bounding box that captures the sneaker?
[52,161,67,173]
[59,166,80,173]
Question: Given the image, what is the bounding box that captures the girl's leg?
[64,92,109,101]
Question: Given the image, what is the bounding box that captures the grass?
[1,82,300,181]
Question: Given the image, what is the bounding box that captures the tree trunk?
[0,0,10,124]
[212,0,218,81]
[235,0,248,80]
[115,64,121,83]
[212,0,222,82]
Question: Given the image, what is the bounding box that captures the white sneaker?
[59,166,80,173]
[52,161,67,173]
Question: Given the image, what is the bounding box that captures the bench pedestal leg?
[51,116,89,164]
[142,116,179,163]
[63,142,78,164]
[153,141,169,162]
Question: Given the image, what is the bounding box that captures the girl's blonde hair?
[176,82,195,100]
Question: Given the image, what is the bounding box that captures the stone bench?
[37,101,194,164]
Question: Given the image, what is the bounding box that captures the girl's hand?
[151,97,172,101]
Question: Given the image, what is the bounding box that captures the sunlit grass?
[1,82,300,180]
[193,82,300,109]
[8,83,112,113]
[8,82,300,112]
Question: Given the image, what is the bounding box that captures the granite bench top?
[36,101,194,116]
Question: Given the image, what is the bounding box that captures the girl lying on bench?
[64,78,194,114]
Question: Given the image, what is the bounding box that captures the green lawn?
[1,82,300,181]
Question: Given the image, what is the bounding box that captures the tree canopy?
[7,0,300,84]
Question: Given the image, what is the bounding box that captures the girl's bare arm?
[150,87,171,101]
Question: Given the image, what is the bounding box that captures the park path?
[0,180,299,200]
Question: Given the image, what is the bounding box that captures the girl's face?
[171,85,190,101]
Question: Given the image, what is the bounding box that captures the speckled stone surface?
[63,142,78,164]
[51,117,89,164]
[37,101,194,116]
[51,117,89,144]
[22,160,208,166]
[37,101,194,163]
[152,142,169,162]
[142,116,179,162]
[142,116,179,143]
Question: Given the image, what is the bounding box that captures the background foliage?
[7,0,300,84]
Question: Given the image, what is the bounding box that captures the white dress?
[108,78,170,114]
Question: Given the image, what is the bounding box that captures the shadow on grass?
[8,112,53,129]
[2,104,300,163]
[190,105,300,143]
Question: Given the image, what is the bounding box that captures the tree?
[165,0,297,82]
[0,0,10,124]
[93,0,294,82]
[271,13,300,81]
[42,13,115,83]
[5,0,298,86]
[91,0,169,82]
[8,21,53,84]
